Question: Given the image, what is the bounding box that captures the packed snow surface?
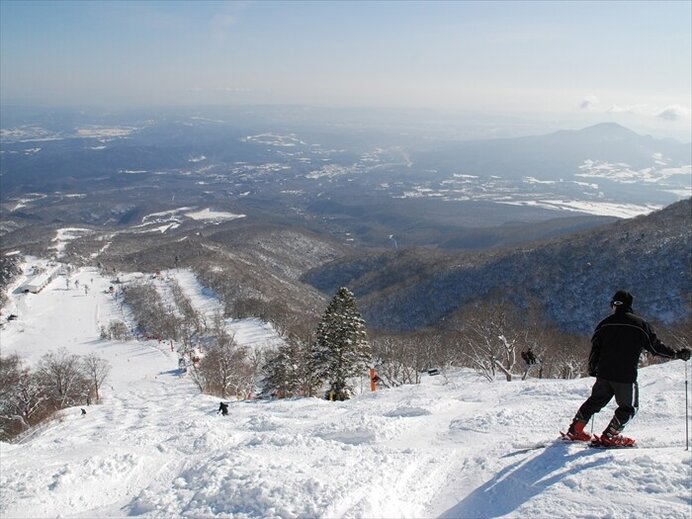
[184,208,246,222]
[0,259,690,518]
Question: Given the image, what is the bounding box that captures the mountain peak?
[577,122,639,138]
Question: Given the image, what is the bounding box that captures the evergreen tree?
[312,287,371,400]
[262,334,320,398]
[262,342,300,398]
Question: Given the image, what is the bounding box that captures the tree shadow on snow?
[439,444,604,519]
[158,368,185,378]
[83,338,106,345]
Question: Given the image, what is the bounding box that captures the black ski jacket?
[589,309,676,383]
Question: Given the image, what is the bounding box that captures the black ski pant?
[576,377,639,432]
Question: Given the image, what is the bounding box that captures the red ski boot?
[561,419,592,442]
[597,427,635,448]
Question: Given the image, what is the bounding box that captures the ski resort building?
[21,266,63,294]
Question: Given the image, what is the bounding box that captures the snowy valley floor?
[0,261,691,518]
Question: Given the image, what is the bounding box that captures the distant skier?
[218,402,229,416]
[564,290,690,447]
[521,348,537,365]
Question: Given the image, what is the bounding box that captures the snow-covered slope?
[1,259,690,518]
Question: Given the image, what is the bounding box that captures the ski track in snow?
[0,258,690,518]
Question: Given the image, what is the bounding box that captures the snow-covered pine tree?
[261,342,300,398]
[262,332,321,398]
[311,287,371,400]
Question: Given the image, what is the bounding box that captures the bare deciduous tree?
[452,298,539,382]
[372,334,425,386]
[37,348,89,409]
[82,354,111,403]
[189,316,250,398]
[0,355,44,438]
[100,320,131,341]
[169,279,205,353]
[122,283,179,341]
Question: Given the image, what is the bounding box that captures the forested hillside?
[304,199,692,334]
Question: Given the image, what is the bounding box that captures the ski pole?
[685,360,689,451]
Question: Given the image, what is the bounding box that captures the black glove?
[676,348,691,361]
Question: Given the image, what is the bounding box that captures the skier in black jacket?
[564,290,691,446]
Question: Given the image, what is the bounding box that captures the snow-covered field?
[1,259,690,518]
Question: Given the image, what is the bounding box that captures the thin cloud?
[186,86,254,94]
[605,104,649,114]
[209,1,251,43]
[579,96,599,111]
[210,13,238,41]
[221,86,253,94]
[657,105,691,121]
[601,103,691,121]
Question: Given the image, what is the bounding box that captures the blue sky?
[1,0,690,138]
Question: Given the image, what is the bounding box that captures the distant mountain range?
[412,122,691,180]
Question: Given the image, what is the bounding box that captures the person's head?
[610,290,633,312]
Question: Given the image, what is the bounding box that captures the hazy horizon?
[1,1,690,141]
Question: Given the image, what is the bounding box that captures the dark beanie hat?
[611,290,633,309]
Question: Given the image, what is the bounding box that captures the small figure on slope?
[521,348,537,365]
[218,401,229,416]
[563,290,690,447]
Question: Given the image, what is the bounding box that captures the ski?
[508,432,645,456]
[560,431,636,449]
[506,435,583,456]
[588,438,636,449]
